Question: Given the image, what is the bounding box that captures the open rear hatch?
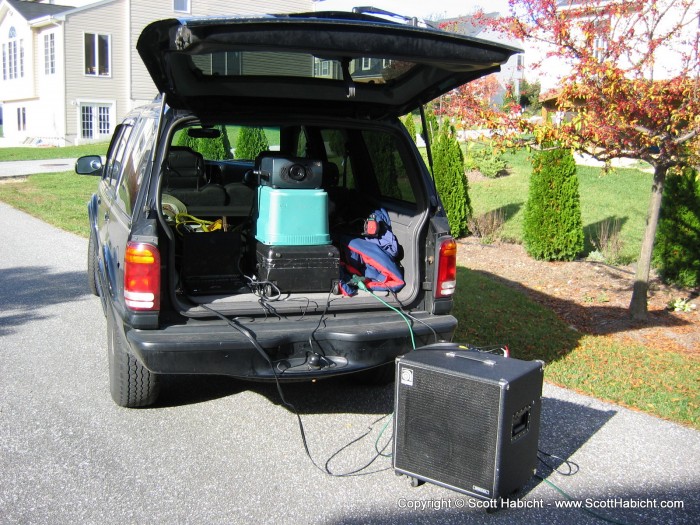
[137,11,520,118]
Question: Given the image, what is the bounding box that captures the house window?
[81,103,113,140]
[4,27,23,80]
[593,34,608,61]
[19,39,24,77]
[84,33,110,76]
[592,19,609,62]
[361,57,371,70]
[314,58,331,77]
[44,33,55,75]
[98,106,110,135]
[81,106,93,138]
[17,107,26,131]
[173,0,190,13]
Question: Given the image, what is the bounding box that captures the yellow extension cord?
[174,213,223,234]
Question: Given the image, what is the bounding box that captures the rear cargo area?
[157,123,428,316]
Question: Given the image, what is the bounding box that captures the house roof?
[6,0,74,22]
[438,12,500,39]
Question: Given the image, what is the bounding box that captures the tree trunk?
[629,164,667,320]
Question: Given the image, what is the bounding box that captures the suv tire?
[108,321,160,407]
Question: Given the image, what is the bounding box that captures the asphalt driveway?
[0,201,698,524]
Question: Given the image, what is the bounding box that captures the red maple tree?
[477,0,700,320]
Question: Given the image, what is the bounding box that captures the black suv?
[76,11,517,407]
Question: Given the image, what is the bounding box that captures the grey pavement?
[0,158,77,179]
[0,200,698,524]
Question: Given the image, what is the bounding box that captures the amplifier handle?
[445,351,496,366]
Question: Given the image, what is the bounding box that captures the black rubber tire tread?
[108,321,160,407]
[87,232,99,296]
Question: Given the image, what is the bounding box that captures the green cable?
[538,476,632,525]
[356,279,416,350]
[375,414,394,458]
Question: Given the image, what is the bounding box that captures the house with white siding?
[0,0,312,146]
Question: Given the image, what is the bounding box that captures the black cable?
[389,290,439,344]
[198,303,393,478]
[307,289,333,357]
[324,414,394,477]
[538,448,579,476]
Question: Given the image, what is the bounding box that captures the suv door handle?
[104,211,110,221]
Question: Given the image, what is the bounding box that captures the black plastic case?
[255,243,339,293]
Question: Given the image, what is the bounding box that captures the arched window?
[3,26,23,80]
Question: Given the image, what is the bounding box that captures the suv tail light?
[436,237,457,298]
[124,242,160,310]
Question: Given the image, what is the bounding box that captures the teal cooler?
[255,186,330,245]
[254,186,338,292]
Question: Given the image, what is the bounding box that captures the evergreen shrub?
[523,146,584,261]
[653,167,700,288]
[403,113,416,143]
[235,126,269,160]
[432,122,471,237]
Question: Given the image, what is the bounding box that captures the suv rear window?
[193,51,417,85]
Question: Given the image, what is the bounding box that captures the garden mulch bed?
[456,237,700,357]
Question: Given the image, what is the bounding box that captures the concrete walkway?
[0,158,77,179]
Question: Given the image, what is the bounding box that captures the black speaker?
[393,343,543,501]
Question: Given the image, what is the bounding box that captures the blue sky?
[313,0,512,19]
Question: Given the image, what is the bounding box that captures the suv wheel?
[108,321,160,407]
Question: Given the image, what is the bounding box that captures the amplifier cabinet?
[393,344,543,501]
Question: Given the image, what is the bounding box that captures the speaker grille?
[395,365,502,495]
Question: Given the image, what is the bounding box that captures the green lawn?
[0,171,97,236]
[467,148,651,263]
[0,142,109,161]
[454,267,699,428]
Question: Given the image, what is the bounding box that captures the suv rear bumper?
[126,313,457,380]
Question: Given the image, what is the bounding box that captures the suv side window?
[116,117,157,216]
[103,123,133,189]
[320,128,356,189]
[362,130,417,204]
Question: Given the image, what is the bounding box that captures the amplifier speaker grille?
[393,345,543,500]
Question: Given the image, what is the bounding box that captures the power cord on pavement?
[536,449,632,525]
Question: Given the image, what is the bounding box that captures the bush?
[591,217,625,265]
[235,126,269,160]
[403,113,417,143]
[174,126,232,160]
[523,146,584,261]
[219,125,233,160]
[423,107,439,145]
[432,122,471,237]
[174,129,197,150]
[653,167,700,288]
[197,126,232,160]
[465,143,508,178]
[468,208,506,243]
[365,131,401,200]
